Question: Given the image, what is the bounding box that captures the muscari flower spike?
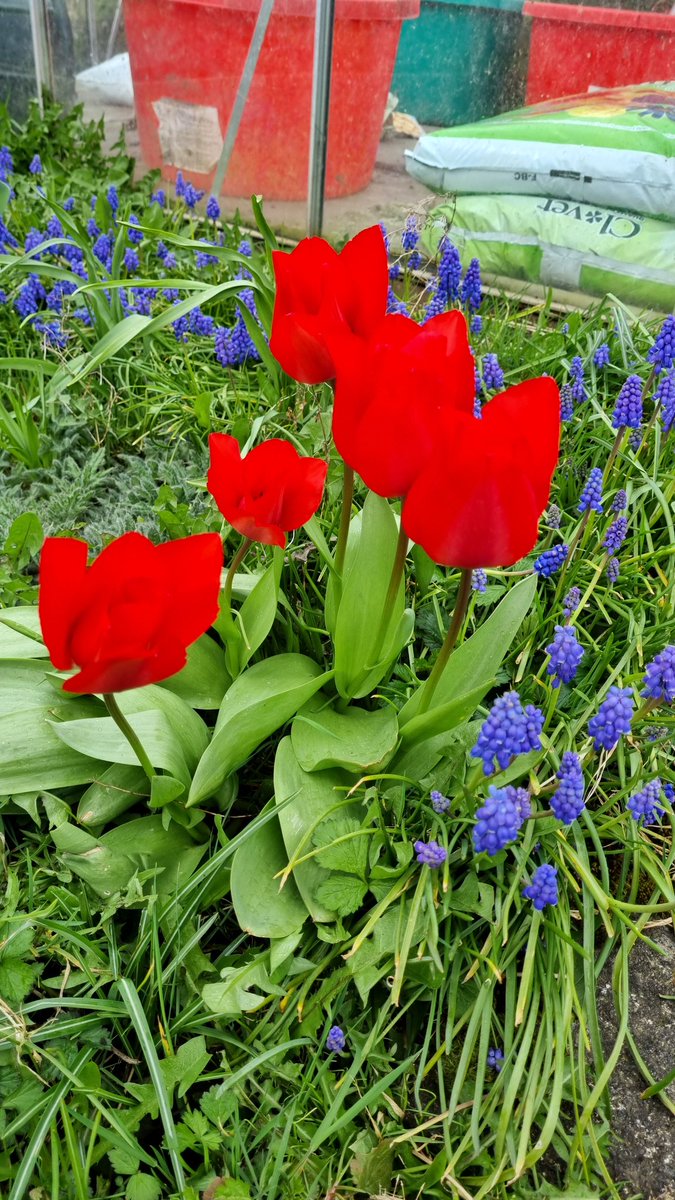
[560,384,574,422]
[654,372,675,434]
[471,693,544,776]
[430,790,450,814]
[326,1026,346,1053]
[550,752,585,824]
[612,375,643,430]
[473,785,522,856]
[588,685,634,751]
[523,864,558,910]
[414,839,447,868]
[603,516,628,555]
[472,568,487,593]
[578,467,603,514]
[402,214,420,253]
[647,314,675,374]
[606,556,620,584]
[482,353,504,391]
[642,645,675,705]
[612,489,627,513]
[487,1048,504,1071]
[563,586,581,619]
[594,343,610,368]
[534,544,569,578]
[471,314,483,335]
[545,624,584,688]
[460,257,482,312]
[437,237,462,302]
[627,779,665,825]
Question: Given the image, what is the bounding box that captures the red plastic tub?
[523,3,675,105]
[523,2,672,104]
[123,0,419,199]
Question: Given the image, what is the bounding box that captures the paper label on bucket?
[153,98,222,174]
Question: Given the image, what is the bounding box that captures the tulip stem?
[334,465,354,582]
[103,693,155,781]
[222,537,253,611]
[416,568,473,717]
[369,521,409,670]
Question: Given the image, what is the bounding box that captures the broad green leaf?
[237,550,283,670]
[275,736,359,923]
[333,494,408,700]
[126,1175,162,1200]
[52,710,192,786]
[0,180,10,214]
[159,634,230,709]
[77,764,150,826]
[0,659,62,715]
[315,874,367,916]
[0,700,105,793]
[398,574,538,727]
[396,680,491,750]
[160,1037,211,1100]
[3,512,43,570]
[202,955,282,1017]
[230,812,308,938]
[291,698,398,774]
[350,1137,395,1194]
[0,605,49,658]
[313,817,369,878]
[150,775,185,808]
[447,874,494,920]
[52,816,206,899]
[121,686,209,769]
[188,654,332,807]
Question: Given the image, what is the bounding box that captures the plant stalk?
[103,693,155,780]
[369,520,409,669]
[416,568,472,716]
[334,463,354,581]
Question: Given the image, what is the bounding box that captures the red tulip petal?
[403,380,560,569]
[156,533,224,645]
[270,241,338,382]
[331,313,421,468]
[421,310,476,416]
[482,377,561,509]
[39,536,89,669]
[336,225,389,338]
[63,643,188,695]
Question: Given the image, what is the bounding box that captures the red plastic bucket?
[523,2,675,105]
[123,0,419,199]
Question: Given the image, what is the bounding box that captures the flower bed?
[0,101,674,1200]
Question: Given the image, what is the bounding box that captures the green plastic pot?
[392,0,529,127]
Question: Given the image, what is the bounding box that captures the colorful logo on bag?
[625,91,675,122]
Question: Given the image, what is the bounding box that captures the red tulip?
[207,433,328,547]
[39,532,223,694]
[270,225,388,384]
[401,378,561,568]
[332,309,476,498]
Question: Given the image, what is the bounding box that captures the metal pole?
[211,0,276,198]
[28,0,50,115]
[307,0,335,237]
[87,0,99,64]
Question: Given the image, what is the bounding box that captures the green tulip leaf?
[333,494,408,700]
[398,574,538,729]
[77,763,150,827]
[291,698,398,774]
[52,815,206,899]
[230,811,309,939]
[188,654,332,807]
[160,633,230,709]
[236,549,283,670]
[274,736,362,923]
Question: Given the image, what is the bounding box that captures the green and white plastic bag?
[407,83,675,220]
[424,194,675,311]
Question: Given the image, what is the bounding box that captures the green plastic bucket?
[392,0,528,127]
